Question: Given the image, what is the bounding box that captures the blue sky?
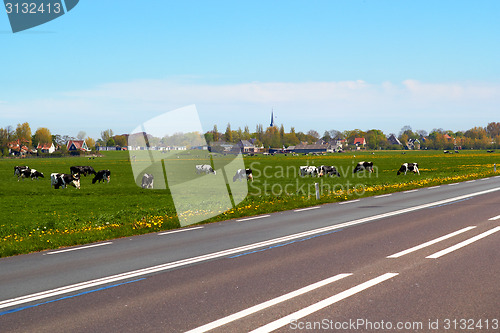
[1,1,499,139]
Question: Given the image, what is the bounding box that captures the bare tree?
[101,129,114,143]
[77,131,86,140]
[307,130,320,139]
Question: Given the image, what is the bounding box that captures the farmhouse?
[236,140,260,153]
[293,142,328,154]
[8,139,30,156]
[37,142,56,154]
[67,140,91,152]
[208,141,235,153]
[406,138,421,150]
[353,137,366,150]
[387,134,402,146]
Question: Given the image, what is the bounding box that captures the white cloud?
[1,79,499,137]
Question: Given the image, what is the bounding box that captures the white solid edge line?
[46,242,113,255]
[294,206,321,212]
[387,226,476,258]
[488,214,500,221]
[185,273,352,333]
[374,194,392,198]
[426,226,500,259]
[403,189,418,193]
[339,199,360,205]
[236,215,271,222]
[158,226,203,236]
[2,186,500,310]
[248,273,399,333]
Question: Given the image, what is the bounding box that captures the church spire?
[270,109,275,127]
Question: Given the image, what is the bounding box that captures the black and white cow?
[299,166,319,177]
[92,169,111,184]
[70,166,96,176]
[233,168,253,182]
[18,168,44,181]
[319,165,340,177]
[195,164,216,175]
[397,163,420,175]
[50,173,81,189]
[14,166,30,180]
[141,173,154,189]
[353,161,374,173]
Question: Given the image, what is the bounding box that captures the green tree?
[243,125,251,140]
[34,127,52,145]
[212,125,219,142]
[366,129,386,149]
[15,122,32,147]
[322,131,331,142]
[85,137,96,150]
[106,138,116,147]
[114,135,128,147]
[225,123,233,142]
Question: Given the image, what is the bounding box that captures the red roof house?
[37,142,56,154]
[353,138,366,146]
[67,140,90,152]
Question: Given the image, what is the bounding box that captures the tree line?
[0,123,127,156]
[1,121,499,157]
[208,122,500,150]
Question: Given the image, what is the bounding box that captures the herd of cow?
[298,161,420,177]
[14,165,111,189]
[14,161,419,191]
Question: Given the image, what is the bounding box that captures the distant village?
[1,115,500,157]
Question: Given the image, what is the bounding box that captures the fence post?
[495,163,497,172]
[315,183,320,200]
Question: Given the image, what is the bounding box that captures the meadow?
[1,150,499,257]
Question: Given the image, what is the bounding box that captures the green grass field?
[1,150,499,257]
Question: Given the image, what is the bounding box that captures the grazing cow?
[195,164,216,175]
[141,173,154,189]
[299,166,319,177]
[70,166,96,176]
[50,173,80,189]
[319,165,340,177]
[21,169,44,180]
[353,161,374,173]
[14,166,30,180]
[397,163,420,175]
[18,168,38,181]
[18,168,44,181]
[233,168,253,182]
[92,170,111,184]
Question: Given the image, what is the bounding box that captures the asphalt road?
[1,176,499,332]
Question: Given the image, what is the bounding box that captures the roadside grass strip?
[248,273,399,333]
[185,273,352,333]
[2,187,499,310]
[426,226,500,259]
[387,226,476,258]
